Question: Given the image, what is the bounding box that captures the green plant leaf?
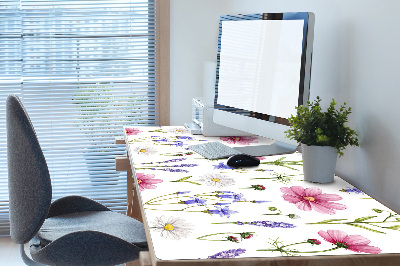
[384,225,400,231]
[185,181,201,185]
[171,176,192,182]
[348,223,385,234]
[309,219,347,224]
[353,216,377,222]
[285,97,359,157]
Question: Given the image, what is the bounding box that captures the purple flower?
[217,192,246,202]
[163,158,187,163]
[251,200,271,203]
[207,248,246,259]
[177,136,193,140]
[175,164,198,167]
[163,168,189,173]
[177,191,191,195]
[184,197,207,206]
[236,221,295,228]
[341,187,364,194]
[154,138,169,142]
[172,141,184,147]
[213,162,236,170]
[215,202,231,205]
[207,206,238,218]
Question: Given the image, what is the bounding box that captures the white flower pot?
[302,144,338,183]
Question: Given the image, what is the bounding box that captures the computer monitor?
[213,12,315,156]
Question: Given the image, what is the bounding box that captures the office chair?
[6,94,148,265]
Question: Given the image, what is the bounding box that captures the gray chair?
[6,94,148,266]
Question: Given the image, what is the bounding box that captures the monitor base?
[233,141,298,157]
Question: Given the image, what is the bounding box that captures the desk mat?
[124,126,400,261]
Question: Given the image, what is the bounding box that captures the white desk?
[121,126,400,266]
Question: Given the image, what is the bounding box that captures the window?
[0,0,169,236]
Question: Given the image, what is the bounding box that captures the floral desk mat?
[124,126,400,261]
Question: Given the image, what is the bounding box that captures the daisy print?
[151,216,193,240]
[132,145,158,156]
[168,127,189,134]
[198,173,235,187]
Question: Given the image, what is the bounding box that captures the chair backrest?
[6,94,52,244]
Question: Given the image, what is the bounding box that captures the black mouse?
[227,154,260,167]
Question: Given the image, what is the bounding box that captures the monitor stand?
[233,140,298,157]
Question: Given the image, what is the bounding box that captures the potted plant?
[285,96,359,183]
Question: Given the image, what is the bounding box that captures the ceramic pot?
[301,144,338,183]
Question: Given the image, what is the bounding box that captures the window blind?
[0,0,159,236]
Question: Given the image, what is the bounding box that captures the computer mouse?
[227,154,260,167]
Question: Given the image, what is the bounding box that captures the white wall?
[170,0,228,125]
[170,0,400,212]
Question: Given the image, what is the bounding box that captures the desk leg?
[127,170,143,223]
[126,170,134,218]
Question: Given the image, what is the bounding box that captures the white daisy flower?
[132,145,158,156]
[152,216,193,240]
[168,127,189,134]
[198,173,235,187]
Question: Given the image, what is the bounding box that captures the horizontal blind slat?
[0,0,159,236]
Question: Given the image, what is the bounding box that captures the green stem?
[144,192,192,205]
[211,222,237,225]
[257,246,340,254]
[197,232,255,241]
[382,213,394,223]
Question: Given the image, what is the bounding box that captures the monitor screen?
[213,13,314,156]
[217,19,304,118]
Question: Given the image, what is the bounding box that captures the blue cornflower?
[154,138,169,142]
[217,192,246,202]
[207,206,238,218]
[184,197,207,206]
[215,202,231,205]
[342,187,364,194]
[177,136,193,140]
[213,162,236,170]
[171,141,184,147]
[207,248,246,259]
[177,191,191,195]
[252,200,271,203]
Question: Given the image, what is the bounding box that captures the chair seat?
[37,211,147,248]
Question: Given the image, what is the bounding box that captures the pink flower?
[256,157,266,160]
[220,136,258,145]
[318,230,382,254]
[307,238,321,245]
[280,186,347,215]
[126,127,143,136]
[136,173,163,191]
